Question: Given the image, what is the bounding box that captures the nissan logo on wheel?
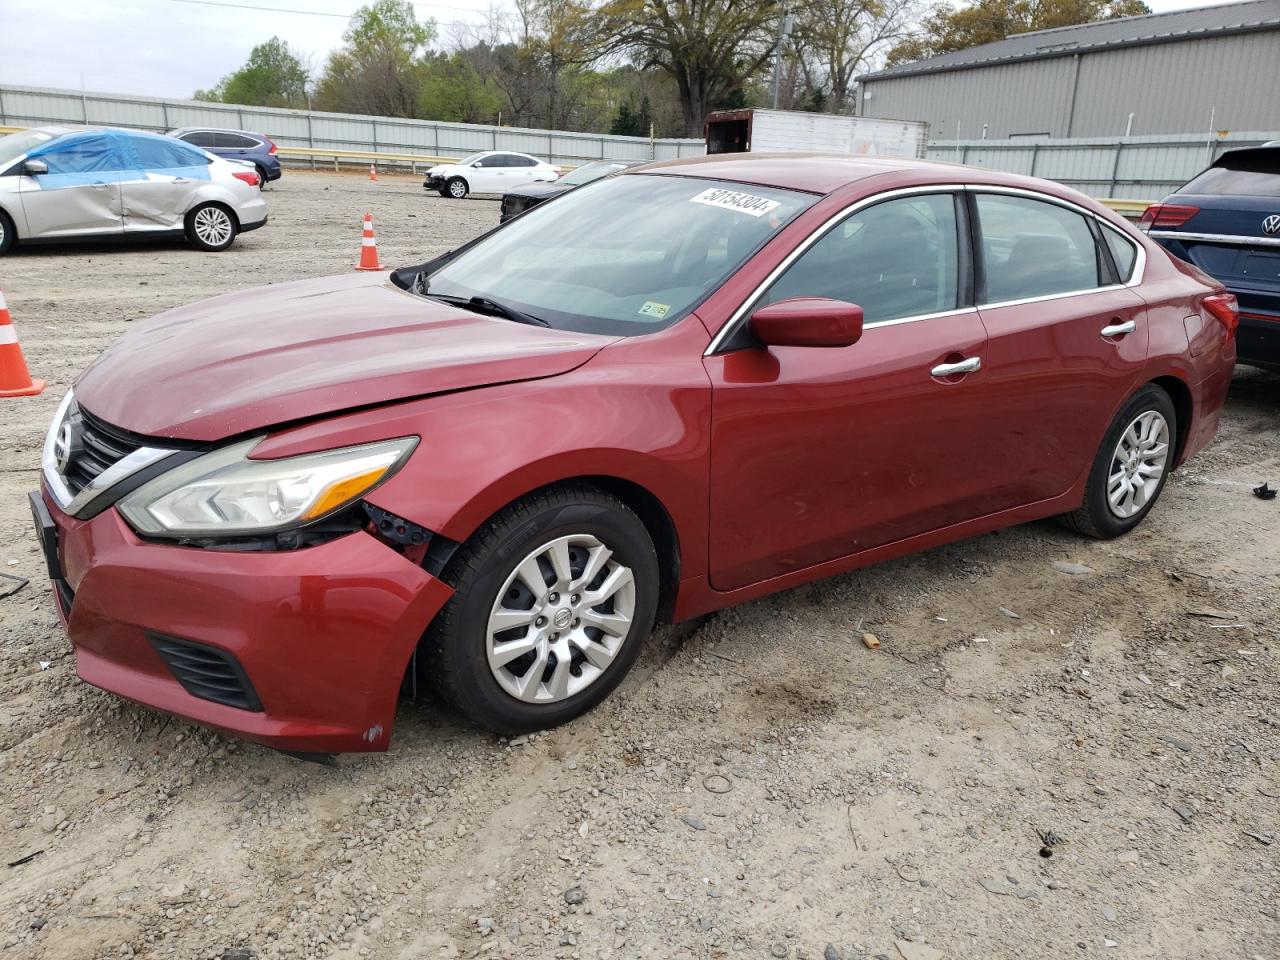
[1263,214,1280,235]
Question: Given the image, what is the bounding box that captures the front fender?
[253,319,715,580]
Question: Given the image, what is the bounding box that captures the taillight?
[232,171,260,187]
[1203,293,1239,336]
[1137,203,1199,232]
[267,139,277,155]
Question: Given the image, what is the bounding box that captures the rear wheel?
[1061,384,1177,539]
[446,177,469,199]
[254,165,269,190]
[423,485,659,734]
[0,208,14,255]
[185,203,237,251]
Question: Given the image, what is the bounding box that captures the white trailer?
[705,108,927,160]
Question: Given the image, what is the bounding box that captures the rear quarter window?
[1102,225,1138,282]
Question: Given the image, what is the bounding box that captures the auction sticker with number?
[689,187,780,218]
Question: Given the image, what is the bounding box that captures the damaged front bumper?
[32,486,452,754]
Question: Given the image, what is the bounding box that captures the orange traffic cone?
[0,290,45,398]
[369,163,377,182]
[355,213,383,271]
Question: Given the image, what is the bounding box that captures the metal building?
[856,0,1280,140]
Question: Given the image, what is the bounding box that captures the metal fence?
[926,132,1276,201]
[0,83,705,167]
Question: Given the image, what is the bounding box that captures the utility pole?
[771,8,796,110]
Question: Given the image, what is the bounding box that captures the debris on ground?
[1252,482,1276,500]
[861,632,881,649]
[1052,561,1095,575]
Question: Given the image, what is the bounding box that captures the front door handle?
[1101,319,1136,338]
[931,356,981,377]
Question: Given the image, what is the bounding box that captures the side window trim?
[1088,216,1121,286]
[964,185,1147,309]
[707,184,973,356]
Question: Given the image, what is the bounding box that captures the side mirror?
[748,297,864,348]
[22,159,48,176]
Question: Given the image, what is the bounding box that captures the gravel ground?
[0,170,1277,960]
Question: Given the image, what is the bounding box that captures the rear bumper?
[34,486,452,754]
[241,215,267,234]
[1238,310,1280,369]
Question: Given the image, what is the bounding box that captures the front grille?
[149,634,263,712]
[61,408,145,498]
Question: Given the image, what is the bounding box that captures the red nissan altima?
[32,154,1236,755]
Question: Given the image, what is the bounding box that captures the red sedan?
[32,155,1236,755]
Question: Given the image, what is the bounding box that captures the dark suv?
[168,127,282,188]
[1141,144,1280,370]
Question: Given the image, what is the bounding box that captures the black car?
[499,159,644,223]
[1140,144,1280,370]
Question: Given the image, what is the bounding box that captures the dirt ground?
[0,170,1277,960]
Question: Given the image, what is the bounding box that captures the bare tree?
[794,0,920,112]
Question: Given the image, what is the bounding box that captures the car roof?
[628,151,1119,210]
[631,152,973,194]
[169,127,265,138]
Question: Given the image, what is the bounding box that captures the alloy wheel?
[1107,410,1170,518]
[449,180,467,199]
[486,533,636,704]
[193,206,233,247]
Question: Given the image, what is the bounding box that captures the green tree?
[314,0,436,117]
[194,37,310,107]
[594,0,782,136]
[887,0,1150,65]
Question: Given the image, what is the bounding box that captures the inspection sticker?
[638,300,671,319]
[689,187,780,218]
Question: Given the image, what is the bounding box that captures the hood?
[74,273,616,442]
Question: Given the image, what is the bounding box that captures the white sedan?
[0,126,267,254]
[424,151,560,199]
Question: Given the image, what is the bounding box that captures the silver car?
[0,126,268,254]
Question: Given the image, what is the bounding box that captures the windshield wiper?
[425,291,550,327]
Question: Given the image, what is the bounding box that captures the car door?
[969,189,1150,507]
[17,132,126,238]
[119,135,213,232]
[477,154,519,193]
[507,154,544,188]
[704,190,994,591]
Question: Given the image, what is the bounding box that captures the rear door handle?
[931,356,981,377]
[1101,319,1136,337]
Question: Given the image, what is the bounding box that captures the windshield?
[0,129,60,167]
[453,152,485,166]
[422,174,816,336]
[562,160,631,186]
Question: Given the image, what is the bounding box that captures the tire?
[185,202,238,252]
[1060,384,1177,539]
[0,208,14,255]
[423,484,660,735]
[254,165,269,190]
[446,176,469,199]
[437,187,450,198]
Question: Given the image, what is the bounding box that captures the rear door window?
[130,136,210,170]
[976,193,1103,302]
[761,193,961,324]
[212,132,250,149]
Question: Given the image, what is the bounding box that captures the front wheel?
[1061,384,1177,539]
[0,208,14,255]
[185,203,238,251]
[423,485,659,734]
[446,177,469,199]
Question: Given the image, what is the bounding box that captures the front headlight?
[118,436,417,538]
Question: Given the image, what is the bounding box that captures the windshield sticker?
[690,187,780,218]
[638,300,671,319]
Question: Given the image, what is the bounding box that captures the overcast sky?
[0,0,1253,101]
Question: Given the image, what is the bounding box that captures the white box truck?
[705,108,927,159]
